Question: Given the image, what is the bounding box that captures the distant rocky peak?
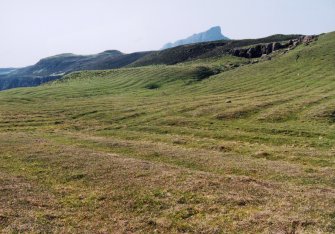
[206,26,223,36]
[162,26,229,50]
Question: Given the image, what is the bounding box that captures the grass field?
[0,32,334,233]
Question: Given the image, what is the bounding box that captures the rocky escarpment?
[230,35,318,58]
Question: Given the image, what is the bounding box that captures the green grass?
[0,32,334,233]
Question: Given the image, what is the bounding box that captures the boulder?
[254,45,263,57]
[247,47,256,58]
[272,42,282,51]
[239,49,248,58]
[302,35,318,44]
[232,49,240,56]
[265,43,273,54]
[261,45,267,54]
[292,39,300,47]
[246,45,263,58]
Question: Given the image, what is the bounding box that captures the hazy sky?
[1,0,334,67]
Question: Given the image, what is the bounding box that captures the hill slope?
[0,68,16,75]
[0,34,303,91]
[0,50,150,90]
[0,32,334,233]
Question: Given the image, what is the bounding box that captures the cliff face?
[162,26,229,49]
[230,35,318,58]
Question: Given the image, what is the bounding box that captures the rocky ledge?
[230,35,318,59]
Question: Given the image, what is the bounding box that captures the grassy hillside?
[0,32,334,233]
[0,34,301,91]
[130,34,301,66]
[0,51,151,91]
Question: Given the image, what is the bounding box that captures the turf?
[0,32,334,233]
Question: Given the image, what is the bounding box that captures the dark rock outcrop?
[229,35,318,59]
[301,35,318,44]
[272,42,282,51]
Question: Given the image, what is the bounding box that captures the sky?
[1,0,334,67]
